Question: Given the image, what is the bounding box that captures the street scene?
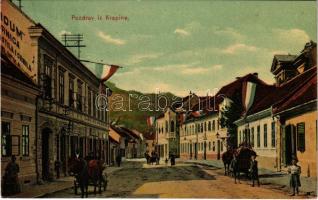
[1,0,317,199]
[41,160,313,198]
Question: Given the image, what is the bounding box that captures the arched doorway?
[42,128,52,181]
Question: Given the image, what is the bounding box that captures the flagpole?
[80,59,123,68]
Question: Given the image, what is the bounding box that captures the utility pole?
[61,34,86,59]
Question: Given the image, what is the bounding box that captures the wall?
[285,111,317,177]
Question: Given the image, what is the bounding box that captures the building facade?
[155,107,179,158]
[1,55,40,188]
[235,41,317,175]
[1,0,111,184]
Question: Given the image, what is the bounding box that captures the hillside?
[107,82,179,133]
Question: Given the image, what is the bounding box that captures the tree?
[219,101,242,149]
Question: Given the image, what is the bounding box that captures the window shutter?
[297,122,305,152]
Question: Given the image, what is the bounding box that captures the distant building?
[144,132,156,154]
[155,107,179,158]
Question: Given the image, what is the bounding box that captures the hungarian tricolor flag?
[95,63,120,94]
[147,116,155,127]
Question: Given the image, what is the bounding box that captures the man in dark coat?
[249,155,260,187]
[116,154,122,167]
[3,155,20,195]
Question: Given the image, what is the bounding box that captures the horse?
[68,158,106,198]
[68,157,89,198]
[222,149,234,175]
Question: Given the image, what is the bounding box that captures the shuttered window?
[297,122,305,152]
[257,126,260,147]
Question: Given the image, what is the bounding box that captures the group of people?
[230,154,301,196]
[144,151,160,165]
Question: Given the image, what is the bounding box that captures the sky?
[20,0,316,96]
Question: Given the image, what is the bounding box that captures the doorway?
[194,143,198,160]
[217,140,221,160]
[203,141,207,160]
[42,128,51,181]
[283,125,296,166]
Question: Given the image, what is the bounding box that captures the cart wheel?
[74,180,78,195]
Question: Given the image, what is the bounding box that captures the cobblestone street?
[43,160,314,198]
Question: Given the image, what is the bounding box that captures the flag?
[147,116,155,127]
[191,110,203,117]
[96,63,120,95]
[95,63,120,83]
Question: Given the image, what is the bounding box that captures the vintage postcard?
[1,0,317,198]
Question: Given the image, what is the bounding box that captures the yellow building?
[1,55,40,190]
[155,107,179,158]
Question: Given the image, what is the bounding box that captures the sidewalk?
[8,165,123,198]
[179,158,317,196]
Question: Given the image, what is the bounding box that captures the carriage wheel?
[74,180,78,195]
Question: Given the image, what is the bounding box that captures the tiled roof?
[247,66,317,116]
[143,132,156,140]
[109,128,121,144]
[273,67,317,114]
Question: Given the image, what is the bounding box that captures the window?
[165,121,169,133]
[2,122,11,156]
[239,130,241,144]
[271,122,276,147]
[257,126,260,147]
[43,55,53,99]
[251,127,254,147]
[264,124,267,147]
[88,89,92,116]
[92,92,96,117]
[212,141,215,151]
[212,120,215,131]
[297,122,305,152]
[22,125,29,156]
[69,77,75,108]
[170,120,174,132]
[201,123,203,133]
[209,142,211,151]
[204,122,207,132]
[208,121,211,131]
[77,80,83,112]
[58,69,65,104]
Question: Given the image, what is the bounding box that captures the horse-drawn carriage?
[69,158,108,198]
[222,144,256,178]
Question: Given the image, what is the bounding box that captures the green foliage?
[220,102,242,148]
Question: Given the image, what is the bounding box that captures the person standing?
[249,155,260,187]
[230,154,240,184]
[116,153,122,167]
[3,155,20,195]
[288,157,301,196]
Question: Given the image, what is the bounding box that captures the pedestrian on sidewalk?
[116,154,122,167]
[288,157,301,196]
[249,154,260,187]
[2,155,21,196]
